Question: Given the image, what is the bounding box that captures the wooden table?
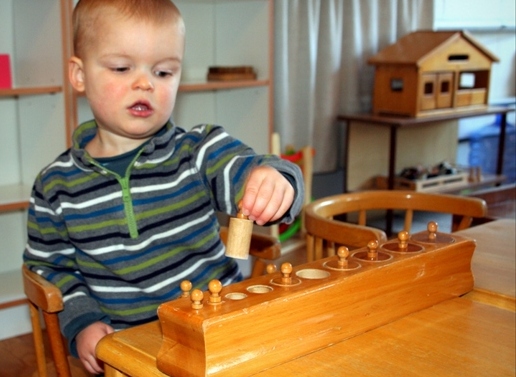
[97,220,516,377]
[338,107,514,193]
[458,218,515,311]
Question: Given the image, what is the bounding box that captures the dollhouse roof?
[368,30,499,66]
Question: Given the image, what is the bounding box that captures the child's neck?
[85,133,151,158]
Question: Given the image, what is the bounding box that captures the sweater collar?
[71,120,178,168]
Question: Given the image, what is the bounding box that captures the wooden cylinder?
[225,212,253,260]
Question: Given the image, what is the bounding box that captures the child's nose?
[133,72,154,91]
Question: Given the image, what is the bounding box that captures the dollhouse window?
[424,82,434,95]
[390,78,403,92]
[441,81,450,93]
[459,72,475,88]
[448,54,469,62]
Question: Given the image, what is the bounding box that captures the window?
[390,78,403,92]
[424,82,434,95]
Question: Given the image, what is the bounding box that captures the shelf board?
[440,174,507,194]
[0,184,31,212]
[179,79,269,92]
[0,86,62,97]
[71,79,270,97]
[374,174,506,195]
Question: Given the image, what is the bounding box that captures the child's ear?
[69,56,85,92]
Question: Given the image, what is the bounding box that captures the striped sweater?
[23,120,304,355]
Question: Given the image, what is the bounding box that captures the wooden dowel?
[225,210,253,260]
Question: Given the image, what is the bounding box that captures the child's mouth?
[130,102,151,111]
[129,101,153,116]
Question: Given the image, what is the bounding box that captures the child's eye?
[112,67,129,73]
[155,70,173,78]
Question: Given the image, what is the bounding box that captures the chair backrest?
[22,264,73,377]
[304,190,488,262]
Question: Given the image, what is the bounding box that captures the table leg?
[344,120,350,192]
[385,126,397,236]
[496,112,507,178]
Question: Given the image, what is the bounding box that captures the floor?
[2,186,513,377]
[0,330,92,377]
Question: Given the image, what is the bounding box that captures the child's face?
[71,11,184,142]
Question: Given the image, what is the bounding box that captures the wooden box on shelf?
[207,66,257,81]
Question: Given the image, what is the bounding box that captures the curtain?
[274,0,434,172]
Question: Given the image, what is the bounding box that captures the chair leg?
[28,301,48,377]
[314,238,324,261]
[250,258,267,278]
[306,234,315,263]
[42,311,72,377]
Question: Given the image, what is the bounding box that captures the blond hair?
[73,0,184,57]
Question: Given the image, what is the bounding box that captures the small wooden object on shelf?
[207,66,257,81]
[368,30,499,117]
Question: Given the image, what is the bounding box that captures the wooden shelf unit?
[0,0,74,340]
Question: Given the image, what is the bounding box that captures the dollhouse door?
[436,72,453,108]
[420,72,454,111]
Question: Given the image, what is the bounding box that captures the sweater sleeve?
[191,124,305,223]
[22,175,109,355]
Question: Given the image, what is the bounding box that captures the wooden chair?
[304,190,488,262]
[22,228,280,377]
[22,264,84,377]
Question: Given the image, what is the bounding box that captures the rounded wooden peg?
[337,246,350,268]
[190,289,204,310]
[208,279,222,305]
[266,264,277,274]
[180,280,192,298]
[367,240,379,261]
[280,262,293,285]
[427,221,438,241]
[225,205,253,260]
[398,231,409,251]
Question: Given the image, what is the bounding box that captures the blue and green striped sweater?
[23,120,304,356]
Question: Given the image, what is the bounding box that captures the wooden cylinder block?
[225,213,253,260]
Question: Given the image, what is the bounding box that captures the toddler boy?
[23,0,303,374]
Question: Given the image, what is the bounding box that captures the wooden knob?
[180,280,192,298]
[236,211,247,219]
[208,279,222,304]
[398,231,409,251]
[337,246,349,268]
[266,264,277,274]
[280,262,293,285]
[191,289,204,310]
[367,240,379,261]
[427,221,438,241]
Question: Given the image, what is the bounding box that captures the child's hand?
[241,166,295,226]
[76,321,114,374]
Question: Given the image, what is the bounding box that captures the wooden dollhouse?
[368,30,499,117]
